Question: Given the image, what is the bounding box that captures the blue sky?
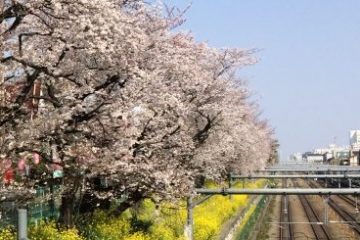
[165,0,360,160]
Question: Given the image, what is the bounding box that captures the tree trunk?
[59,193,75,228]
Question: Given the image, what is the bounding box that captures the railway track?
[312,180,360,209]
[327,197,360,235]
[279,195,293,239]
[309,180,360,237]
[294,181,332,239]
[337,195,358,208]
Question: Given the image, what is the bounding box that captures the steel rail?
[337,195,358,208]
[266,165,360,170]
[309,180,360,237]
[293,181,331,240]
[328,198,360,235]
[279,195,293,240]
[195,188,360,195]
[312,179,360,209]
[259,169,360,173]
[260,165,360,172]
[232,174,360,179]
[298,194,331,239]
[316,180,360,233]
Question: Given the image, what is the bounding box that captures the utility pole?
[228,172,233,200]
[323,196,329,225]
[186,197,193,240]
[228,172,233,189]
[18,209,28,240]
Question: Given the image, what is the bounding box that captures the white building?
[349,130,360,166]
[303,153,324,164]
[350,130,360,151]
[312,144,351,165]
[313,148,330,155]
[307,156,324,164]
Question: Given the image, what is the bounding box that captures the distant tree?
[268,139,280,165]
[0,0,274,226]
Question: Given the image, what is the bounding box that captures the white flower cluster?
[0,0,275,203]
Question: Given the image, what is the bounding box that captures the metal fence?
[0,186,61,228]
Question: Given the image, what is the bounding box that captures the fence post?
[323,196,329,225]
[18,209,27,240]
[186,196,193,240]
[228,172,233,200]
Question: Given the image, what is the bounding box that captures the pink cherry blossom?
[0,0,276,206]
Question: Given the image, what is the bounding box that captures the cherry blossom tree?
[1,0,275,225]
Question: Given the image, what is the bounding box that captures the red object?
[3,169,14,184]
